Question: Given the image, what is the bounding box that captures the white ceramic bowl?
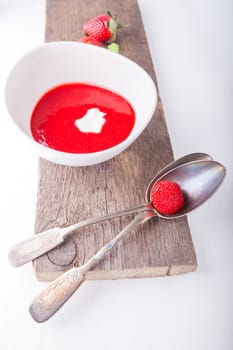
[5,41,157,166]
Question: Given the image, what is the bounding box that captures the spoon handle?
[9,204,150,267]
[29,265,86,323]
[8,227,65,267]
[29,210,155,323]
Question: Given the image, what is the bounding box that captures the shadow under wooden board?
[33,0,197,281]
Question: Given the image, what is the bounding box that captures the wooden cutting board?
[33,0,197,281]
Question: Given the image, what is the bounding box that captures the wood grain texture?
[33,0,197,281]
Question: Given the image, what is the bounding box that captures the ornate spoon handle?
[29,210,155,323]
[8,204,150,267]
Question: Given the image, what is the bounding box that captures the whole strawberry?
[83,11,121,43]
[151,180,184,215]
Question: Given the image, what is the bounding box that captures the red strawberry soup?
[30,83,136,153]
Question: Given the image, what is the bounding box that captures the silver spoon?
[8,153,211,267]
[29,159,225,323]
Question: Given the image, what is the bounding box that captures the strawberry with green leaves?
[83,11,121,44]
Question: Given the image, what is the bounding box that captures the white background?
[0,0,232,349]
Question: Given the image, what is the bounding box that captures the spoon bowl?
[146,160,226,218]
[145,152,212,201]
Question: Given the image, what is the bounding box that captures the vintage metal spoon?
[8,153,211,267]
[29,159,225,323]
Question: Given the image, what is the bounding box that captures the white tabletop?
[0,1,232,349]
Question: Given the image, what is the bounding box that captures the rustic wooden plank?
[33,0,197,281]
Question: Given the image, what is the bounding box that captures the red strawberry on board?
[83,11,122,43]
[151,180,184,215]
[78,35,102,46]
